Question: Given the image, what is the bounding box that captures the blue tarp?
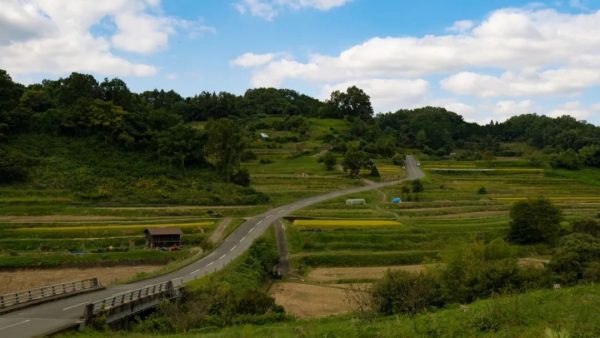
[391,197,402,204]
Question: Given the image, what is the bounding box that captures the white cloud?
[243,8,600,95]
[446,20,474,33]
[235,0,350,20]
[232,53,276,67]
[549,101,600,120]
[0,0,212,78]
[320,78,429,112]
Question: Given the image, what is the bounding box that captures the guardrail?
[0,278,101,314]
[83,280,182,326]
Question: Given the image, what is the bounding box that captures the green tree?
[549,233,600,283]
[580,145,600,167]
[342,150,368,177]
[205,118,246,181]
[371,271,442,315]
[323,151,337,171]
[508,198,562,245]
[411,179,424,193]
[326,86,373,120]
[157,124,205,168]
[415,129,428,148]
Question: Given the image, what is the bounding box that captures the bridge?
[0,156,424,338]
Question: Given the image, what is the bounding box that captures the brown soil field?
[270,282,360,318]
[0,265,162,294]
[0,215,126,223]
[307,265,427,282]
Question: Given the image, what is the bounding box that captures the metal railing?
[0,278,101,311]
[83,280,181,325]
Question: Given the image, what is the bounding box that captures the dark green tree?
[508,198,562,244]
[326,86,373,120]
[205,118,246,181]
[342,150,368,177]
[323,151,337,171]
[411,179,424,193]
[157,124,205,168]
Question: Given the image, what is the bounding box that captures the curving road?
[0,156,424,338]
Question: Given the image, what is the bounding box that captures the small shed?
[346,198,366,206]
[144,228,182,249]
[260,132,270,140]
[391,197,402,204]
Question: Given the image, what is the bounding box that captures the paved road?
[0,156,424,338]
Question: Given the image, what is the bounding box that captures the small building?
[144,228,182,249]
[260,132,270,140]
[346,198,366,206]
[391,197,402,204]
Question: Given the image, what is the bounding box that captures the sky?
[1,0,600,125]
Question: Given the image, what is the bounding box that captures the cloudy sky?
[1,0,600,124]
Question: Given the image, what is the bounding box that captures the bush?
[241,149,257,162]
[549,233,600,284]
[371,270,443,315]
[550,150,583,170]
[0,147,31,184]
[507,198,562,245]
[323,151,337,171]
[392,153,405,166]
[478,187,487,195]
[370,165,380,177]
[411,179,424,193]
[573,219,600,237]
[231,168,251,187]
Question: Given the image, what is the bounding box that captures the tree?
[205,118,246,181]
[342,150,369,177]
[157,124,205,168]
[580,145,600,167]
[326,86,373,120]
[231,168,251,187]
[411,179,424,193]
[371,271,442,315]
[323,151,337,171]
[573,219,600,237]
[550,150,583,170]
[508,198,562,245]
[415,129,428,148]
[549,233,600,283]
[392,153,405,166]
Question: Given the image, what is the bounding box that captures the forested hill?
[1,69,600,202]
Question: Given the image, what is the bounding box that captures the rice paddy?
[293,219,402,229]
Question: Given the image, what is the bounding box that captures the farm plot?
[0,217,220,269]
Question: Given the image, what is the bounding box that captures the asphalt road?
[0,156,424,338]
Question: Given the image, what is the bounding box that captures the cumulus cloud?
[549,101,600,120]
[235,0,350,20]
[446,20,475,33]
[321,78,429,112]
[0,0,213,78]
[232,53,276,67]
[240,8,600,93]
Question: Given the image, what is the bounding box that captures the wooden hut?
[144,228,183,249]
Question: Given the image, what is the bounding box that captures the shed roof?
[144,227,183,236]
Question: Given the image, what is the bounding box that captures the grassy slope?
[69,283,600,337]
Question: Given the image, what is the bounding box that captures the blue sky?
[1,0,600,124]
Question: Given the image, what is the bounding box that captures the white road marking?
[219,254,226,260]
[191,269,201,275]
[207,262,214,266]
[240,236,246,242]
[63,302,88,311]
[257,221,263,225]
[230,245,237,252]
[248,228,255,234]
[0,319,31,331]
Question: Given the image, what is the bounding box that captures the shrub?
[231,168,251,187]
[572,219,600,237]
[240,149,257,162]
[411,179,424,193]
[550,150,583,170]
[508,198,562,245]
[370,165,380,177]
[0,147,31,184]
[323,151,337,171]
[478,187,487,195]
[549,233,600,284]
[259,158,273,164]
[392,153,405,166]
[371,270,443,315]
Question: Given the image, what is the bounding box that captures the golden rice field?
[12,221,214,233]
[293,219,402,229]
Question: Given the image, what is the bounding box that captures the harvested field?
[307,265,428,282]
[269,282,358,318]
[0,265,162,295]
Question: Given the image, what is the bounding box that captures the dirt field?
[0,265,162,294]
[270,282,360,318]
[307,265,427,282]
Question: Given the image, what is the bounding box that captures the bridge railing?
[83,280,181,325]
[0,278,101,313]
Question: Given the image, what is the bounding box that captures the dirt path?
[0,265,162,295]
[208,217,232,244]
[274,220,290,275]
[307,265,428,282]
[270,282,355,318]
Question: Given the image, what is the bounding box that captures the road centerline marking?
[248,228,255,234]
[0,319,31,331]
[230,245,237,252]
[240,236,246,242]
[219,254,226,260]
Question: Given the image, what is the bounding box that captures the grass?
[63,283,600,337]
[292,219,402,229]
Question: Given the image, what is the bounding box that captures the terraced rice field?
[0,217,220,269]
[293,219,402,229]
[287,160,600,271]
